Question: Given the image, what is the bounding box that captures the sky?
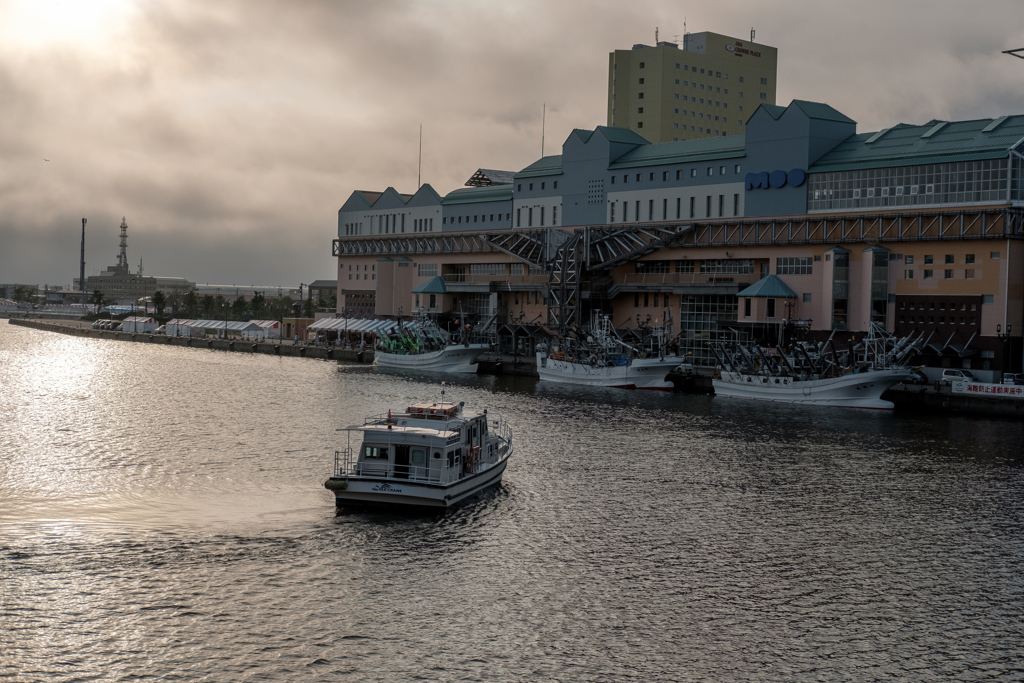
[2,0,1023,290]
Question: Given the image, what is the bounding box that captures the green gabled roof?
[610,134,746,169]
[809,115,1024,174]
[411,276,447,294]
[441,185,514,205]
[756,104,788,120]
[598,125,650,145]
[572,129,594,143]
[514,155,563,179]
[790,100,856,124]
[737,275,797,299]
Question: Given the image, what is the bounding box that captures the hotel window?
[706,167,713,176]
[690,168,697,177]
[553,206,558,225]
[944,270,953,279]
[733,193,739,216]
[803,293,812,303]
[418,263,437,278]
[966,269,975,279]
[510,263,524,276]
[744,298,751,317]
[924,255,933,264]
[945,254,954,264]
[766,298,776,318]
[966,254,975,264]
[638,78,644,84]
[905,270,914,279]
[676,197,681,219]
[906,255,915,264]
[991,251,1000,259]
[689,196,695,218]
[676,170,682,180]
[924,270,934,279]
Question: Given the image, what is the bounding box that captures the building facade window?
[777,257,813,275]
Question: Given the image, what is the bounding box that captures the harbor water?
[2,321,1023,681]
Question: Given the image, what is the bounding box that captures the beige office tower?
[608,31,778,143]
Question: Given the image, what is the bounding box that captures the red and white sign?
[953,381,1024,399]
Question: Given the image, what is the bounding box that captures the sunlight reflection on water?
[1,321,1023,681]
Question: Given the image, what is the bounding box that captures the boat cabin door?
[394,445,410,479]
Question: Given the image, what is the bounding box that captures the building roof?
[411,276,448,294]
[514,155,563,179]
[598,126,650,145]
[790,100,857,124]
[465,169,516,186]
[610,134,746,169]
[737,275,797,298]
[442,185,514,205]
[571,129,594,143]
[756,104,788,121]
[810,115,1024,173]
[308,280,337,288]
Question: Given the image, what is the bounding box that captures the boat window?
[363,445,388,460]
[411,448,426,465]
[432,451,441,459]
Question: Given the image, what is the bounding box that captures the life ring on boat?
[589,354,598,365]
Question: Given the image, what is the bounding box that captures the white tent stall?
[118,316,158,333]
[242,320,281,339]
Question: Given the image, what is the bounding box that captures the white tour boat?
[536,314,683,390]
[324,394,513,509]
[374,312,488,373]
[709,324,924,410]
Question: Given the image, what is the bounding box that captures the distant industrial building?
[607,31,778,143]
[77,218,195,305]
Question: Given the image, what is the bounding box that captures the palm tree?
[151,290,166,317]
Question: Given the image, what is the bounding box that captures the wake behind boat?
[324,388,513,509]
[708,324,924,410]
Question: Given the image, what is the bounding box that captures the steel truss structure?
[332,207,1024,333]
[545,206,1024,332]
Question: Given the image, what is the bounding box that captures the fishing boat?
[324,388,513,509]
[374,311,488,373]
[536,313,684,390]
[708,324,924,410]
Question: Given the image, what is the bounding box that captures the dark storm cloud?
[1,0,1023,287]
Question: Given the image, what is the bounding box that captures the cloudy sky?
[2,0,1023,289]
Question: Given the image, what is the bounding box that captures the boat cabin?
[352,402,495,483]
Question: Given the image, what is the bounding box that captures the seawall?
[7,318,373,363]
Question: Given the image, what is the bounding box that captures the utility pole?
[79,218,87,302]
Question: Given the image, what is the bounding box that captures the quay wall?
[7,318,373,363]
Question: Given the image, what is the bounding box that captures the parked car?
[1003,373,1024,386]
[91,320,103,329]
[940,369,977,385]
[154,325,166,335]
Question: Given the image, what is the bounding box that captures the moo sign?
[745,168,807,191]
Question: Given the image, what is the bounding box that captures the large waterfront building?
[334,101,1024,379]
[607,31,778,143]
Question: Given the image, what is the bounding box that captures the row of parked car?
[939,369,1024,385]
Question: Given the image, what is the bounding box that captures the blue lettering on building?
[746,168,807,190]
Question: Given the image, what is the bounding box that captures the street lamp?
[997,323,1013,377]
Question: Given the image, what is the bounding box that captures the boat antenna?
[440,381,446,405]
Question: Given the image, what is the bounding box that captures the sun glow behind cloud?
[0,0,134,50]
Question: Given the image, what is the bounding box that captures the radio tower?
[117,217,129,274]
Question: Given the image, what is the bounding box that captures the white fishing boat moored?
[325,389,513,509]
[709,324,924,410]
[536,313,684,390]
[375,311,488,373]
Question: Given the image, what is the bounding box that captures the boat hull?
[536,355,680,390]
[713,368,919,410]
[375,344,488,373]
[326,456,509,510]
